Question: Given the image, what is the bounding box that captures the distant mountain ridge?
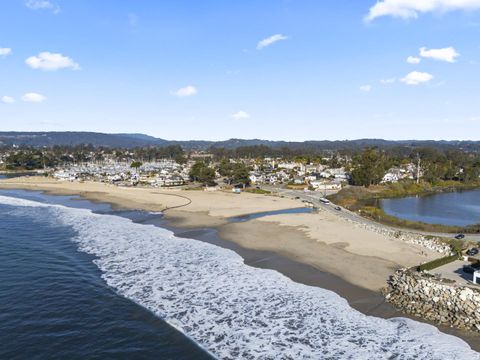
[0,131,479,151]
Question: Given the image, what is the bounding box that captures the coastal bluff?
[384,270,480,332]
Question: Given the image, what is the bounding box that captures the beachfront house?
[249,172,265,184]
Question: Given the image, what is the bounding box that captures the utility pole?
[416,153,421,184]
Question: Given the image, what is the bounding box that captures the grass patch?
[416,254,459,272]
[245,188,272,195]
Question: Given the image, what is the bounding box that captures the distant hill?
[0,132,166,148]
[0,132,479,152]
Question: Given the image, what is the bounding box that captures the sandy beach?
[2,176,479,352]
[0,176,438,292]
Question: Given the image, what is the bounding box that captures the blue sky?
[1,0,480,141]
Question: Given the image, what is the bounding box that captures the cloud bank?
[22,92,47,103]
[366,0,480,21]
[25,0,60,14]
[172,86,198,97]
[1,96,15,104]
[231,111,250,120]
[419,46,460,63]
[401,71,434,85]
[257,34,289,50]
[0,48,12,57]
[26,52,80,71]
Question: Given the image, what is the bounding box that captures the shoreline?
[159,219,480,352]
[0,177,444,291]
[1,177,479,350]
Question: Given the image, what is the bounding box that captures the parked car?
[466,248,479,256]
[334,206,342,211]
[454,234,465,240]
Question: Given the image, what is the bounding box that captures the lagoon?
[380,189,480,227]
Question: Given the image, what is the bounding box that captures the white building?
[310,180,342,191]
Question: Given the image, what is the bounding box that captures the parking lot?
[434,259,480,286]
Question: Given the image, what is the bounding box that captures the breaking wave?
[1,195,478,360]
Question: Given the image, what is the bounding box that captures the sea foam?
[1,195,478,360]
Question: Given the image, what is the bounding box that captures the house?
[293,177,304,185]
[278,162,298,170]
[266,174,279,184]
[305,174,318,182]
[320,167,349,181]
[382,171,401,183]
[249,172,265,184]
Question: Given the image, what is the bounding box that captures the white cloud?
[1,96,15,104]
[0,48,12,57]
[380,77,396,84]
[360,84,372,92]
[25,52,80,71]
[401,71,434,85]
[365,0,480,21]
[22,92,46,103]
[231,111,250,120]
[419,46,459,63]
[25,0,60,14]
[407,56,421,64]
[172,85,198,97]
[257,34,289,50]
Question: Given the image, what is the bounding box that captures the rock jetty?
[383,270,480,332]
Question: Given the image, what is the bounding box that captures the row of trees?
[188,159,251,186]
[1,145,188,170]
[350,147,480,187]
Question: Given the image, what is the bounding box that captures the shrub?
[416,254,459,272]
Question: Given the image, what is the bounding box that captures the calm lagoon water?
[380,189,480,227]
[228,207,313,223]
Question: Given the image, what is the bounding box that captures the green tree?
[217,159,233,177]
[189,161,216,185]
[231,163,250,185]
[217,160,250,185]
[174,154,187,165]
[350,148,386,187]
[130,161,143,173]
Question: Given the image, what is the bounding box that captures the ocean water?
[0,192,479,359]
[0,192,212,360]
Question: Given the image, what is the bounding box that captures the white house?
[249,172,265,184]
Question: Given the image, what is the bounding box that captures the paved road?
[262,185,480,244]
